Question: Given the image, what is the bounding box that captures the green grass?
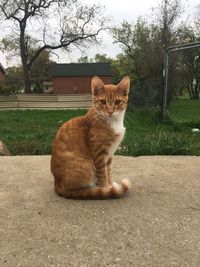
[120,107,200,156]
[169,98,200,123]
[0,108,199,156]
[0,109,86,155]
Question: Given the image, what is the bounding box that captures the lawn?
[0,107,199,156]
[169,98,200,123]
[0,109,86,155]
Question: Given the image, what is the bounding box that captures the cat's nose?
[107,110,113,116]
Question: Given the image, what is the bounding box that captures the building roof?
[51,63,112,77]
[0,63,6,74]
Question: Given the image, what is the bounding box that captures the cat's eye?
[100,99,106,105]
[115,100,121,105]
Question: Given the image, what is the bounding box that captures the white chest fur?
[107,110,126,156]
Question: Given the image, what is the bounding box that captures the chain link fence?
[129,42,200,125]
[129,75,163,109]
[162,42,200,124]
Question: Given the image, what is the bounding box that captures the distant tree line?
[0,0,199,102]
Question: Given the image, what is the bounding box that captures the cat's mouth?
[107,112,117,118]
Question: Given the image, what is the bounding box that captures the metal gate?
[162,42,200,123]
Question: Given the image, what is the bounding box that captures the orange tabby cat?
[51,76,131,199]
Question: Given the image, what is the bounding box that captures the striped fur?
[51,76,131,200]
[55,179,131,200]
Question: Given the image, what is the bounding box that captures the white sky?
[0,0,198,67]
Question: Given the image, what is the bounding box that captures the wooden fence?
[0,94,92,109]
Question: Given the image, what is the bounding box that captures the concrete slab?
[0,156,200,267]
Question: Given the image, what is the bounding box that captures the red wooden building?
[0,63,6,84]
[51,63,112,94]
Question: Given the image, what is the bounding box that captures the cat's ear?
[117,76,130,96]
[91,76,104,96]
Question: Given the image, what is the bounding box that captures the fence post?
[162,41,200,122]
[162,50,169,122]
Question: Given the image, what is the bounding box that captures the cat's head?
[91,76,130,117]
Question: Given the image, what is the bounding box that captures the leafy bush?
[0,82,12,94]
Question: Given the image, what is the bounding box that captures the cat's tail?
[57,178,131,200]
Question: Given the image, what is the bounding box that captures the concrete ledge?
[0,156,200,266]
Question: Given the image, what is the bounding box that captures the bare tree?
[112,0,183,78]
[153,0,183,49]
[0,0,108,93]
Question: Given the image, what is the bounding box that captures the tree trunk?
[23,65,32,94]
[188,81,193,100]
[20,21,32,94]
[194,82,200,100]
[189,82,200,100]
